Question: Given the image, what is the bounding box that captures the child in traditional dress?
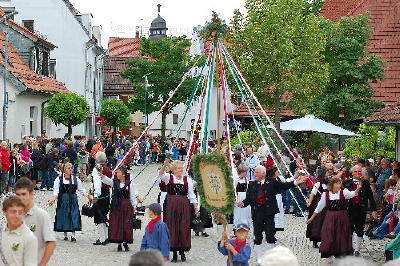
[218,224,251,266]
[140,203,170,261]
[307,177,361,262]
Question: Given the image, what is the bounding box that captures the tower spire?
[157,4,161,13]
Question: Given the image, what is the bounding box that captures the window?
[49,59,56,78]
[22,20,34,33]
[41,51,49,76]
[173,114,178,125]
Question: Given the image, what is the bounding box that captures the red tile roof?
[104,56,136,96]
[321,0,400,106]
[0,31,69,94]
[108,37,141,57]
[366,102,400,124]
[0,9,55,48]
[230,103,297,118]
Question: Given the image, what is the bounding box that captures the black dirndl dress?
[307,182,327,242]
[108,179,134,243]
[54,176,82,232]
[163,174,192,252]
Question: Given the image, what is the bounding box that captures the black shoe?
[369,235,380,240]
[180,252,186,262]
[195,232,199,236]
[295,213,304,217]
[117,244,123,252]
[201,232,209,237]
[71,237,76,242]
[63,236,68,241]
[284,210,290,214]
[386,234,397,239]
[93,239,102,245]
[313,241,319,248]
[102,239,110,245]
[354,251,361,257]
[123,243,129,252]
[171,252,178,263]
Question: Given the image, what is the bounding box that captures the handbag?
[132,217,142,230]
[82,202,94,218]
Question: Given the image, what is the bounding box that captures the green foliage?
[45,93,89,136]
[122,36,197,137]
[192,152,236,217]
[344,124,395,160]
[303,0,326,16]
[201,11,228,40]
[309,16,385,130]
[228,0,329,128]
[100,99,131,129]
[231,130,262,148]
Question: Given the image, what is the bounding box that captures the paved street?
[0,164,388,266]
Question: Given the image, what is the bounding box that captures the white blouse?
[101,176,137,207]
[53,175,87,197]
[92,167,103,198]
[311,182,327,196]
[314,189,357,214]
[160,173,197,203]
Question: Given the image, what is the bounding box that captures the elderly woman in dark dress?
[100,166,137,252]
[159,160,198,263]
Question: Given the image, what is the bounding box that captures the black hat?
[148,203,162,216]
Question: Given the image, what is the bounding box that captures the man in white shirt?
[1,196,38,266]
[245,145,260,181]
[15,177,56,266]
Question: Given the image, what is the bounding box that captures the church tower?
[149,4,168,40]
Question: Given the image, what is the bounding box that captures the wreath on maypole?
[201,11,228,40]
[192,153,236,223]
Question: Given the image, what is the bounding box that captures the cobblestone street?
[0,164,388,266]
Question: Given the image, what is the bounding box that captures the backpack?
[31,151,44,169]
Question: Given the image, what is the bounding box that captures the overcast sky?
[70,0,246,47]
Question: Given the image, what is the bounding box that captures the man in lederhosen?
[92,152,112,245]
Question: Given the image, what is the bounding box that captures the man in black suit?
[344,165,377,256]
[236,165,308,261]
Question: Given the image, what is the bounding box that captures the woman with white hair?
[159,160,197,263]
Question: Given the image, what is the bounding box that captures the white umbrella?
[276,115,356,136]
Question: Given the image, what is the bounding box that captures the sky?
[69,0,246,47]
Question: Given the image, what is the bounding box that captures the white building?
[0,13,70,144]
[0,0,105,138]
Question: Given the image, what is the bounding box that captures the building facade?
[0,9,70,144]
[0,0,105,138]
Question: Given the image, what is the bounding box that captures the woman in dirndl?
[159,160,197,263]
[101,166,137,252]
[49,162,90,242]
[233,163,252,227]
[307,177,361,261]
[306,165,333,248]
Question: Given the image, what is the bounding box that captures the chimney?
[135,26,140,38]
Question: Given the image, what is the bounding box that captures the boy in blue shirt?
[218,223,252,266]
[140,203,170,261]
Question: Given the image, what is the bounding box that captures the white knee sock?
[97,224,105,242]
[355,236,363,252]
[64,232,67,238]
[266,243,275,250]
[254,244,264,262]
[72,231,76,238]
[103,223,108,240]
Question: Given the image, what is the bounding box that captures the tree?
[45,93,89,137]
[100,99,131,130]
[228,0,329,130]
[344,124,395,160]
[308,16,385,130]
[122,37,196,138]
[303,0,326,16]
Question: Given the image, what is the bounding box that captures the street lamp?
[144,75,148,127]
[1,11,18,140]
